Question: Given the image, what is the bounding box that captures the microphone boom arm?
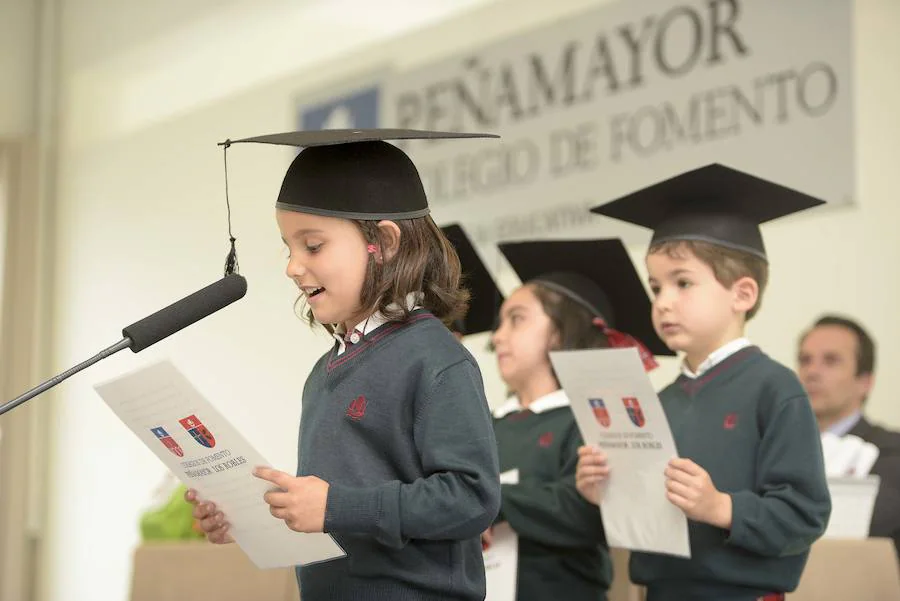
[0,273,247,417]
[0,338,132,417]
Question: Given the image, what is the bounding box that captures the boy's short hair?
[298,215,470,332]
[648,239,769,320]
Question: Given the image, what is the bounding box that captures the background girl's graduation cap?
[497,238,673,359]
[217,128,499,274]
[589,163,827,261]
[440,223,504,337]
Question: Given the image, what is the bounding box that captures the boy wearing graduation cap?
[577,164,832,601]
[487,238,671,601]
[187,129,502,601]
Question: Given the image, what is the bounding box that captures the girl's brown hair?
[491,282,609,393]
[296,215,469,332]
[528,283,610,351]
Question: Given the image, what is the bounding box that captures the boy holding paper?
[577,164,832,601]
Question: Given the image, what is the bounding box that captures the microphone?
[123,273,247,352]
[0,273,247,417]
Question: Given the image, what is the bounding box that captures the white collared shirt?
[332,292,423,355]
[492,389,571,419]
[828,410,862,437]
[681,337,752,379]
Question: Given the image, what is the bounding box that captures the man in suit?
[798,315,900,559]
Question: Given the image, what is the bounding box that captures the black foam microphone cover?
[122,274,247,352]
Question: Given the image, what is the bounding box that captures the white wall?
[36,1,899,600]
[0,0,37,138]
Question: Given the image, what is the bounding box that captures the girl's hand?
[575,445,610,505]
[481,527,493,551]
[185,488,234,544]
[255,467,330,533]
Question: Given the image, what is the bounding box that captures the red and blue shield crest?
[588,398,611,428]
[151,426,184,457]
[179,414,216,448]
[623,397,646,428]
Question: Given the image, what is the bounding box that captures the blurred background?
[0,0,897,599]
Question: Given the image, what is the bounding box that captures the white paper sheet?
[823,475,881,539]
[820,432,880,477]
[483,522,518,601]
[94,359,346,569]
[499,468,520,485]
[550,347,691,558]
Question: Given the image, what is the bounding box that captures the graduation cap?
[590,163,826,261]
[498,238,674,369]
[216,128,499,275]
[440,223,504,337]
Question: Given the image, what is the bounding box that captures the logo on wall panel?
[299,86,380,131]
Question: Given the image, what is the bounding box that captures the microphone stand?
[0,338,132,417]
[1,273,247,418]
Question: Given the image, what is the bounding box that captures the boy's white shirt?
[681,337,753,379]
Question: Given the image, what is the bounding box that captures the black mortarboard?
[216,128,499,276]
[590,163,826,261]
[222,128,498,220]
[497,238,673,357]
[440,223,504,337]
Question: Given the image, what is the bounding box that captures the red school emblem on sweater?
[724,413,738,430]
[588,398,611,428]
[346,395,367,421]
[538,432,554,447]
[623,397,646,428]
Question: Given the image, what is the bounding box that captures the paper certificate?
[820,432,880,477]
[499,468,520,485]
[550,347,691,558]
[483,522,518,601]
[94,359,346,569]
[824,475,881,539]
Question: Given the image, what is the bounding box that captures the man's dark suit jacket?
[850,417,900,560]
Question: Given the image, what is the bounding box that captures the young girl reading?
[187,129,503,601]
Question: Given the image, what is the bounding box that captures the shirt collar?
[492,389,570,419]
[333,292,422,355]
[681,337,752,379]
[827,410,863,437]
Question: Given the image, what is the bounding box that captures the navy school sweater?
[493,396,612,601]
[295,310,502,601]
[630,346,832,601]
